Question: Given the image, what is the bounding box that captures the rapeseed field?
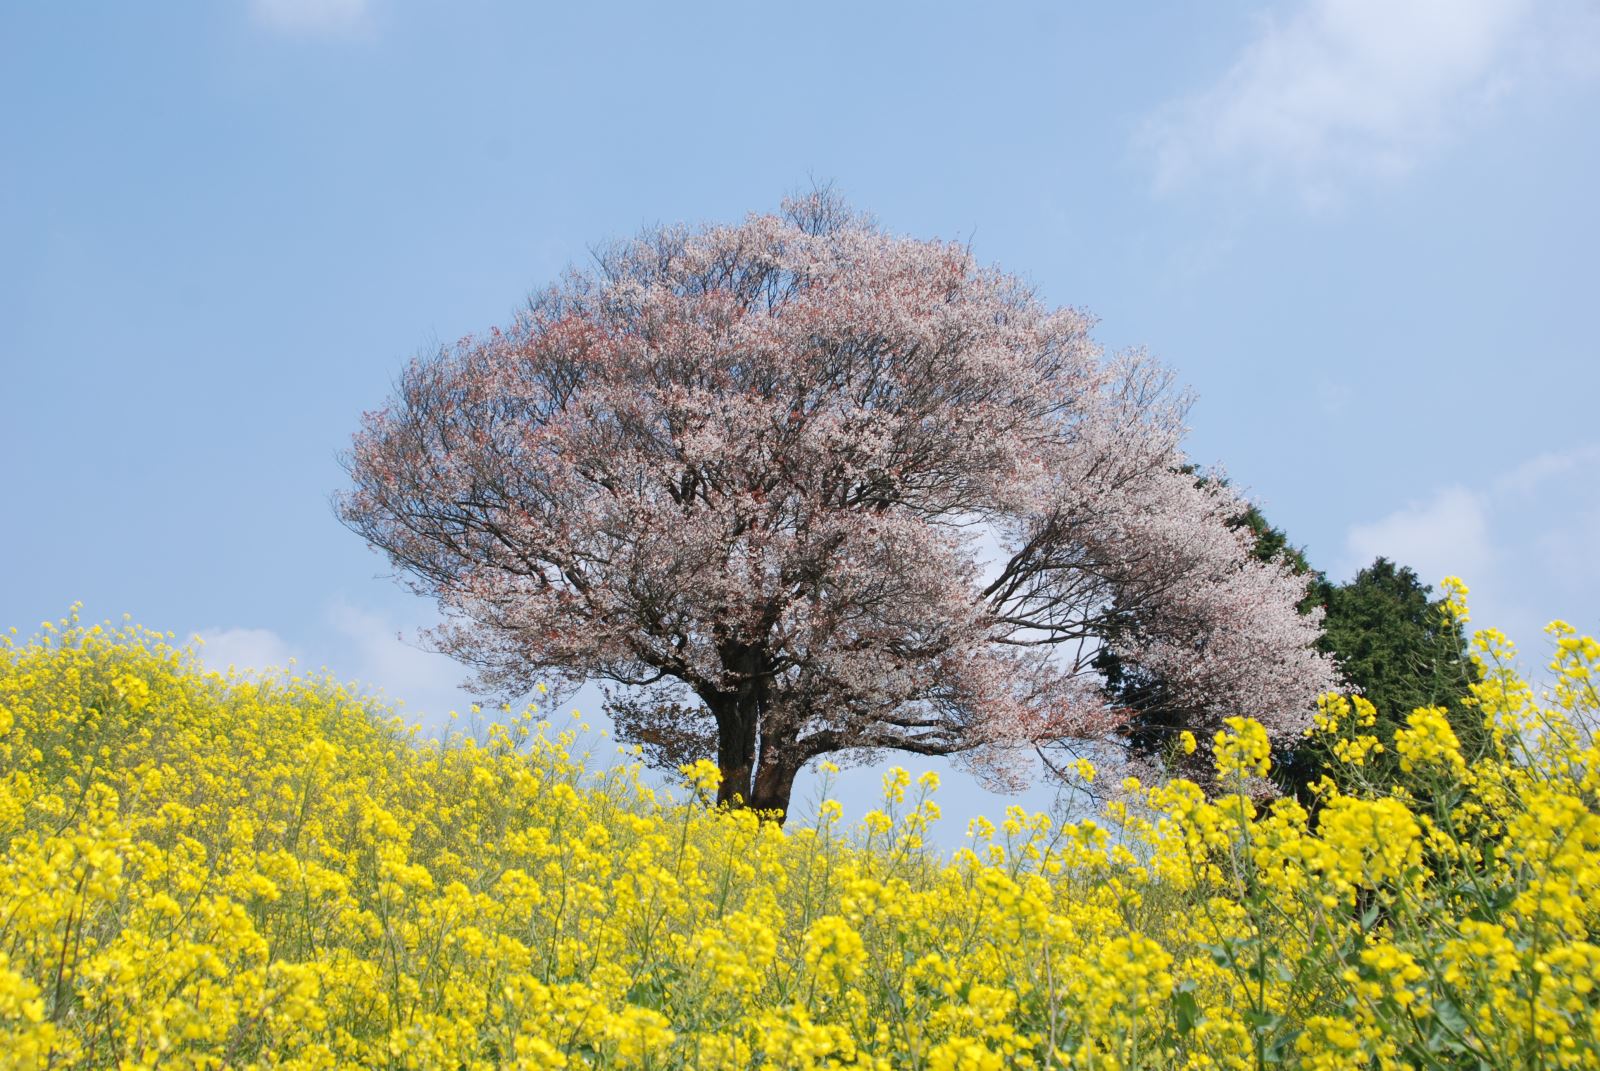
[1,583,1596,1069]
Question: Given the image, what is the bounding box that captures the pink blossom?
[339,193,1337,817]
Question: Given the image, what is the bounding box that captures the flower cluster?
[1,592,1596,1068]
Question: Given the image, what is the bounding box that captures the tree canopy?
[339,194,1335,817]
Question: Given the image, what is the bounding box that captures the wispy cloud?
[249,0,371,35]
[1141,0,1596,204]
[1494,445,1600,499]
[323,599,472,712]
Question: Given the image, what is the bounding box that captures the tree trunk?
[750,754,801,824]
[713,696,757,807]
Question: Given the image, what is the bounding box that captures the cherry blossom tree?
[339,193,1337,818]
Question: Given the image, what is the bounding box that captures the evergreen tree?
[1098,493,1480,794]
[1280,558,1483,794]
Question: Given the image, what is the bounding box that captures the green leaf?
[1171,988,1201,1036]
[1432,995,1470,1035]
[1200,942,1234,968]
[1243,1008,1284,1035]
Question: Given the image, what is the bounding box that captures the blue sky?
[4,0,1598,834]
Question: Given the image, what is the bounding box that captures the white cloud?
[324,599,475,713]
[1342,443,1600,645]
[249,0,370,35]
[1141,0,1595,202]
[193,626,299,677]
[190,602,474,726]
[1344,485,1494,587]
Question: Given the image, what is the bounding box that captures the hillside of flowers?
[1,584,1597,1070]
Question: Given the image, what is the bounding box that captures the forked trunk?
[713,706,757,808]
